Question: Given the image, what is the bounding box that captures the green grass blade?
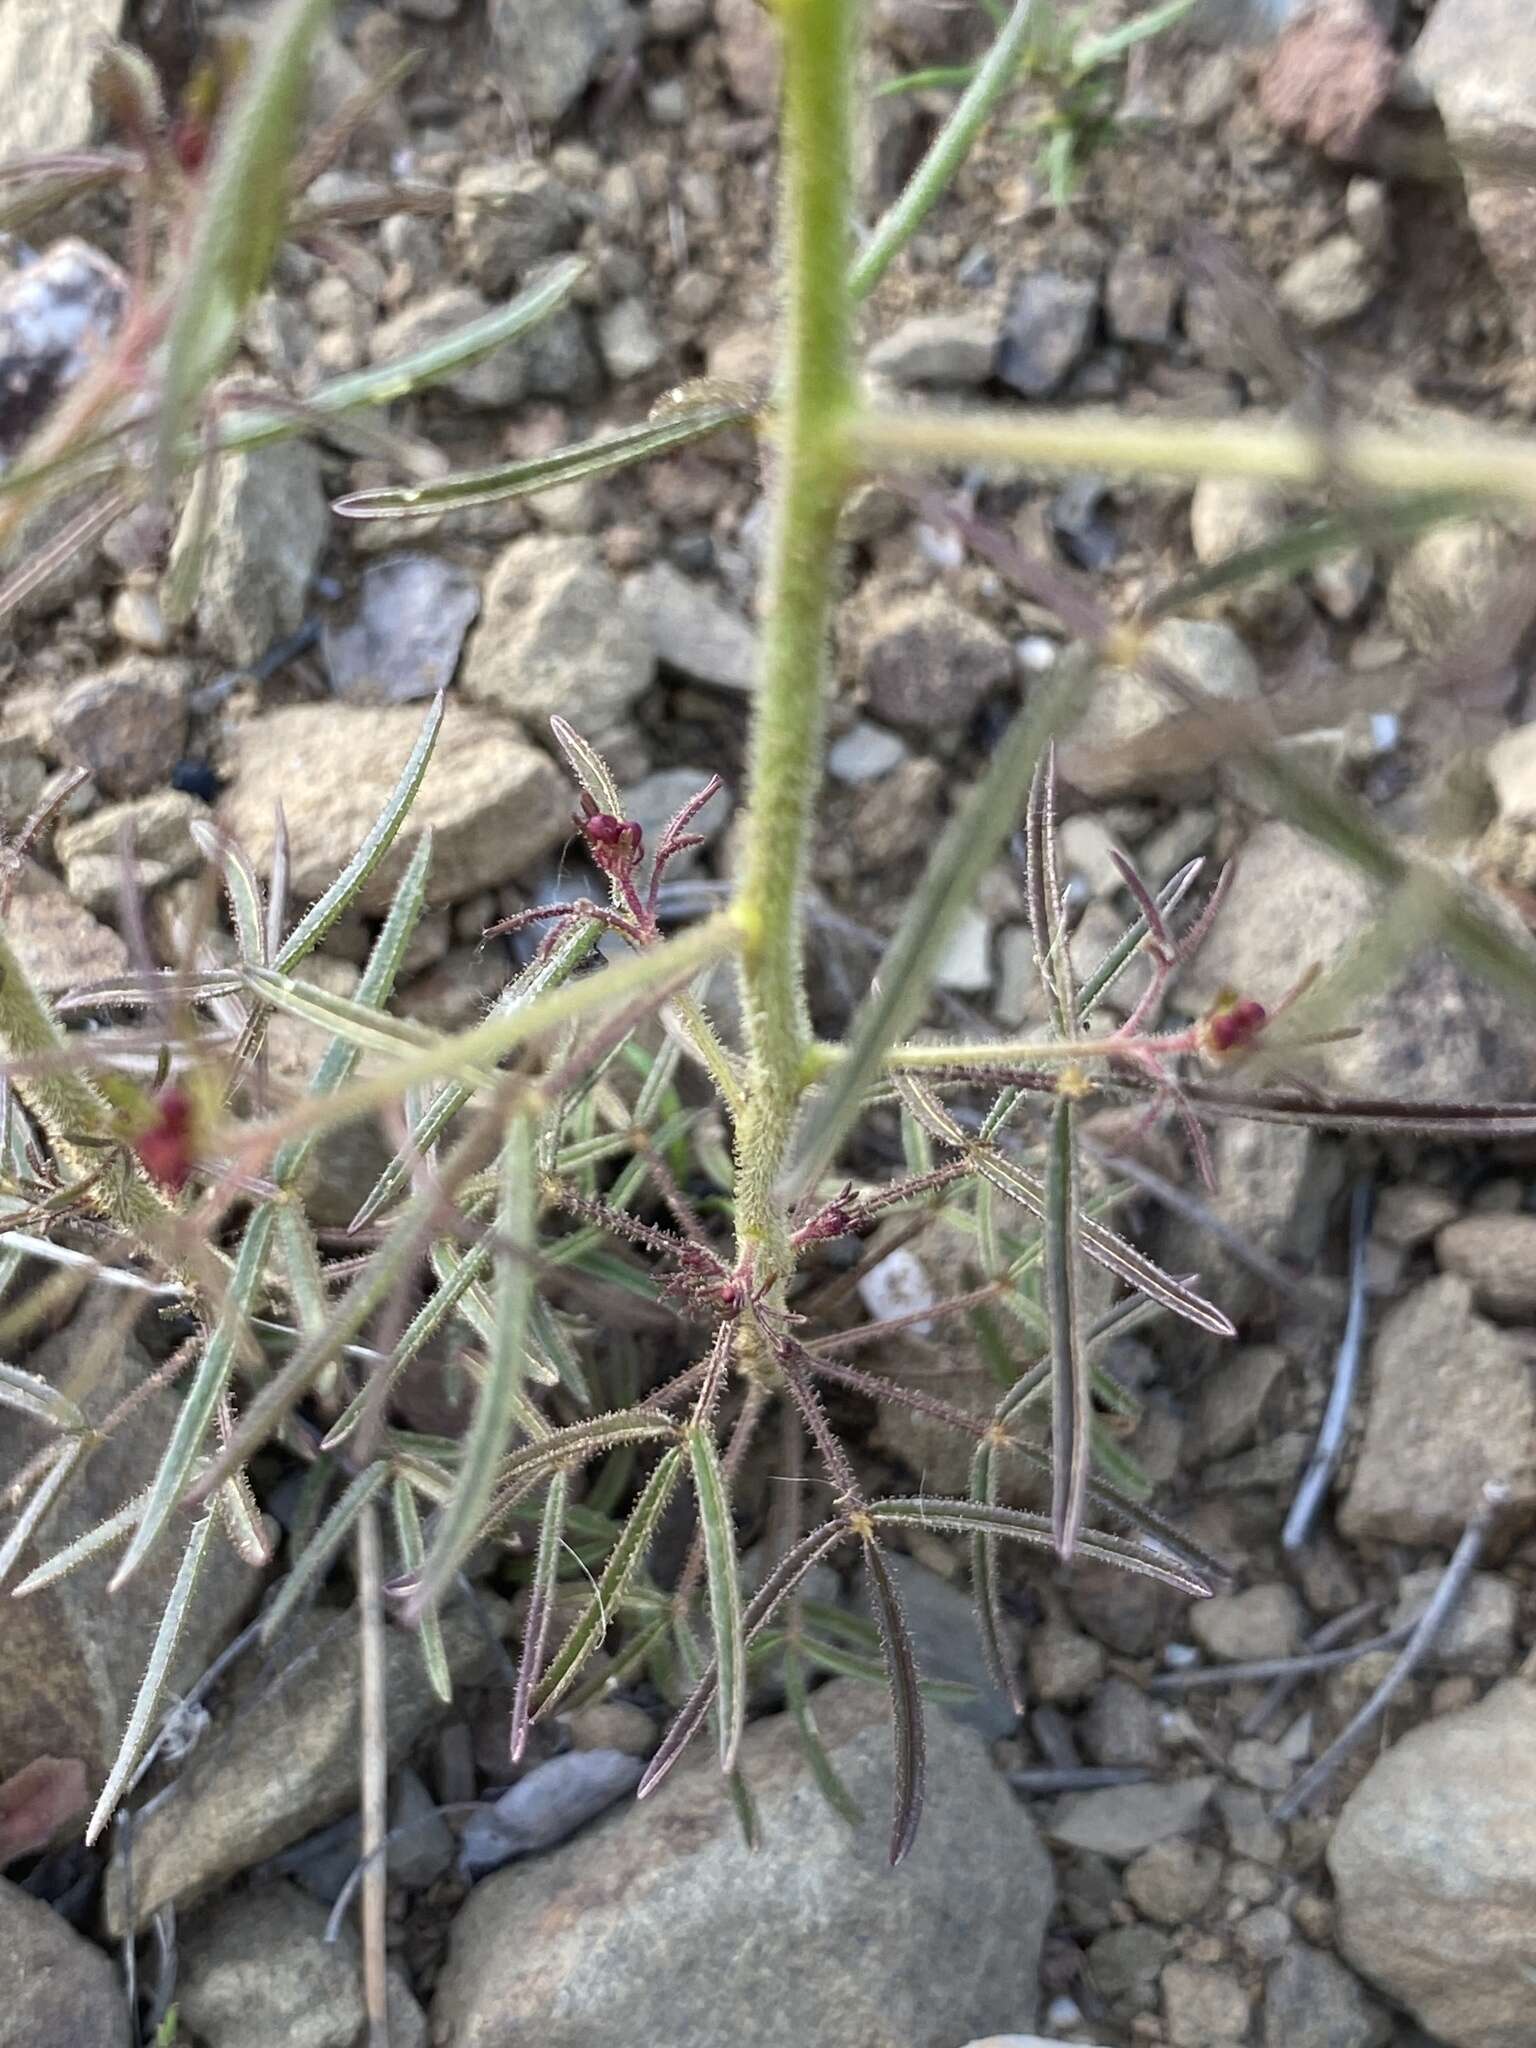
[686,1424,747,1772]
[332,399,758,521]
[1074,0,1198,66]
[1143,488,1478,624]
[852,0,1043,302]
[156,0,336,481]
[86,1509,216,1843]
[248,967,440,1063]
[638,1520,848,1801]
[404,1113,537,1622]
[274,693,444,973]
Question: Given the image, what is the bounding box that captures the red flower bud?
[133,1085,197,1194]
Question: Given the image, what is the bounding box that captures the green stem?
[733,0,857,1274]
[851,0,1040,303]
[852,403,1536,509]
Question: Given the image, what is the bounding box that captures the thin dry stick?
[355,1501,391,2048]
[1283,1176,1373,1551]
[1274,1482,1508,1820]
[1239,1599,1379,1738]
[1148,1623,1415,1694]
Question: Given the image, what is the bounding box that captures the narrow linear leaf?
[532,1446,686,1719]
[1076,857,1203,1019]
[967,1440,1021,1712]
[972,1149,1235,1336]
[783,1647,863,1827]
[259,1462,389,1645]
[192,825,269,966]
[405,1114,537,1622]
[1043,1096,1089,1559]
[272,829,435,1190]
[862,1533,926,1866]
[549,716,622,819]
[1025,755,1076,1038]
[86,1509,216,1844]
[218,1478,272,1570]
[871,1496,1216,1598]
[218,259,586,460]
[638,1521,848,1801]
[510,1472,568,1761]
[349,916,604,1230]
[112,1204,277,1588]
[686,1425,747,1772]
[784,655,1090,1203]
[11,1489,147,1596]
[156,0,337,477]
[794,1635,976,1706]
[275,693,444,973]
[1143,487,1479,624]
[332,398,757,520]
[390,1476,450,1703]
[0,1360,84,1432]
[0,1441,84,1591]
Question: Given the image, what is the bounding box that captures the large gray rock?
[2,861,129,995]
[52,658,191,798]
[1340,1276,1536,1545]
[1408,0,1536,351]
[488,0,629,123]
[321,554,481,705]
[0,1300,260,1789]
[431,1681,1055,2048]
[1329,1679,1536,2048]
[1174,819,1536,1102]
[0,1878,129,2048]
[217,700,567,910]
[104,1597,509,1932]
[855,588,1013,732]
[1435,1213,1536,1320]
[0,2,125,158]
[628,561,758,695]
[463,535,655,731]
[1263,1941,1391,2048]
[189,441,329,667]
[1062,618,1260,799]
[177,1881,426,2048]
[1043,1776,1217,1860]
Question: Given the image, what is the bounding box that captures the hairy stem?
[851,403,1536,510]
[733,0,857,1275]
[0,922,174,1240]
